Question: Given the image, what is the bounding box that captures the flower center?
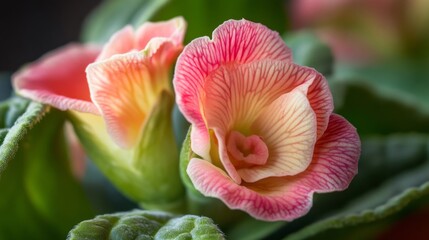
[226,131,269,167]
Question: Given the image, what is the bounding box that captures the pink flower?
[13,17,186,148]
[174,19,360,221]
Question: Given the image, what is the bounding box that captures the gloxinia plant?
[8,15,361,235]
[174,19,360,221]
[13,17,188,209]
[2,0,429,239]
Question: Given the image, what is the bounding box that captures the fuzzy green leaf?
[0,97,94,239]
[267,134,429,239]
[67,210,225,240]
[0,97,45,174]
[284,171,429,240]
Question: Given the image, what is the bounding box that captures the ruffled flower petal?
[97,17,186,61]
[97,26,135,61]
[174,19,292,158]
[187,158,311,221]
[86,51,170,148]
[187,115,359,221]
[136,16,186,50]
[240,83,317,182]
[297,114,360,192]
[13,44,101,114]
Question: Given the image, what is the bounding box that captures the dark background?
[0,0,101,72]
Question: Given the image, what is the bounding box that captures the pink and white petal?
[187,158,313,221]
[298,114,360,191]
[136,16,186,50]
[202,61,310,132]
[86,51,166,148]
[174,19,292,153]
[13,43,100,114]
[214,129,242,184]
[240,86,317,183]
[143,38,183,69]
[190,125,211,160]
[305,69,333,139]
[97,26,135,61]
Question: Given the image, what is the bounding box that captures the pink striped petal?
[239,83,317,183]
[97,26,135,61]
[86,51,170,148]
[174,19,292,158]
[97,17,186,61]
[13,44,100,114]
[297,114,360,192]
[187,114,359,221]
[187,158,311,221]
[135,16,186,50]
[200,60,331,172]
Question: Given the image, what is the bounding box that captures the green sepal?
[134,90,185,210]
[179,127,203,199]
[67,209,225,240]
[179,127,250,228]
[71,91,185,211]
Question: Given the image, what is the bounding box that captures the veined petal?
[86,51,170,148]
[239,84,317,182]
[306,71,333,139]
[97,17,186,62]
[187,116,359,221]
[187,158,312,221]
[13,44,100,114]
[97,26,135,61]
[174,19,292,158]
[202,60,330,140]
[298,114,360,192]
[201,60,329,181]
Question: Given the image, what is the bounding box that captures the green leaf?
[284,170,429,240]
[0,97,44,174]
[268,134,429,239]
[330,82,429,136]
[227,218,285,240]
[333,60,429,116]
[284,31,334,76]
[0,97,94,239]
[81,0,169,43]
[67,209,225,240]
